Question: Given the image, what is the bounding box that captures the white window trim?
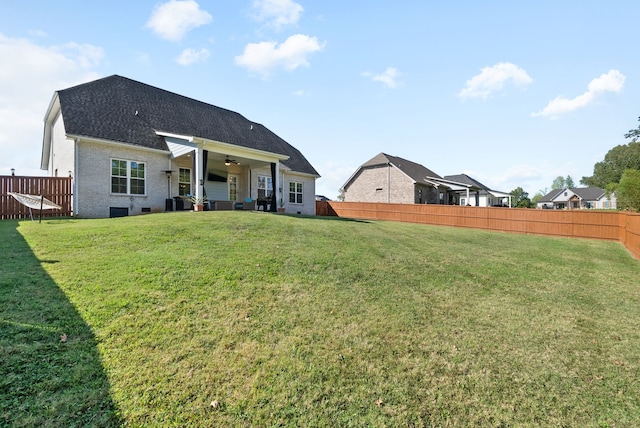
[111,158,146,196]
[257,175,273,197]
[178,167,191,197]
[289,181,303,205]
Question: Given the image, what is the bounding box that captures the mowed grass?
[2,211,640,426]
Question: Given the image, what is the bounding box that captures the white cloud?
[234,34,324,78]
[55,42,104,68]
[458,62,532,100]
[480,164,541,191]
[0,34,103,176]
[145,0,212,42]
[363,67,403,89]
[315,160,359,199]
[292,89,308,96]
[532,69,626,118]
[251,0,303,31]
[176,47,210,65]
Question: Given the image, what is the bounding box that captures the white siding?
[49,113,75,178]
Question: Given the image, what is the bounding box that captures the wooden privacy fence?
[0,176,73,220]
[317,201,640,261]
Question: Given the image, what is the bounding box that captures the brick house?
[341,153,511,206]
[536,187,616,209]
[40,75,319,218]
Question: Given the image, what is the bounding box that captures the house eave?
[283,170,321,179]
[67,134,171,155]
[156,130,290,164]
[41,92,61,170]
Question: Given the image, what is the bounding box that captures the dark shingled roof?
[362,153,441,181]
[57,75,319,176]
[538,187,605,203]
[443,174,491,190]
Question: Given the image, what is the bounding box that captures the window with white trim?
[111,159,145,195]
[179,168,191,196]
[289,181,303,204]
[258,175,273,197]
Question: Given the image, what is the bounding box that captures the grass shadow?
[276,212,372,223]
[0,220,121,427]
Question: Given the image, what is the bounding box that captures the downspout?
[73,138,79,216]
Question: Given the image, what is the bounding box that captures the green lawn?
[2,212,640,427]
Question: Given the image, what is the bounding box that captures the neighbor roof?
[55,75,319,176]
[443,174,491,190]
[538,187,605,203]
[362,153,442,182]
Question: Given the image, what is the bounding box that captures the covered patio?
[160,132,290,212]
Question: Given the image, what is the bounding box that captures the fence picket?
[317,201,640,261]
[0,176,72,220]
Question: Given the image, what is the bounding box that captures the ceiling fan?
[224,156,239,166]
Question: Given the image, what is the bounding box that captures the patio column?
[194,147,203,201]
[270,162,278,212]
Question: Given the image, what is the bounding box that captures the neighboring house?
[536,187,616,210]
[341,153,486,205]
[443,174,512,207]
[341,153,513,207]
[341,153,441,204]
[41,75,319,218]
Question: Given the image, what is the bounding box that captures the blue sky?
[1,1,638,199]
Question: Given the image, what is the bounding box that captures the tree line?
[510,118,640,211]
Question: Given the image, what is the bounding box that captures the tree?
[581,141,640,187]
[551,176,565,190]
[510,187,532,208]
[582,117,640,188]
[624,116,640,140]
[551,175,575,190]
[616,169,640,211]
[565,175,575,188]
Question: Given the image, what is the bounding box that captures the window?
[258,175,273,197]
[111,159,146,195]
[179,168,191,196]
[228,175,238,201]
[289,181,303,204]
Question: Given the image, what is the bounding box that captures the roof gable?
[572,187,605,200]
[539,187,605,203]
[55,75,318,176]
[364,153,441,181]
[342,152,443,191]
[443,174,491,190]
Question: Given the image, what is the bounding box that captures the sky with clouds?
[1,0,639,198]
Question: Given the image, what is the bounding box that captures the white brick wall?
[75,140,169,218]
[281,172,316,215]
